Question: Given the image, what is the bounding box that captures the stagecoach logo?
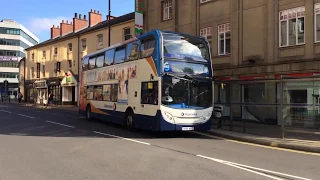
[181,112,197,116]
[164,62,170,72]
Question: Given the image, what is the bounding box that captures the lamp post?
[108,0,111,47]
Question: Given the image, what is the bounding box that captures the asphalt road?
[0,103,319,180]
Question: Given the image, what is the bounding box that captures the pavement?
[207,128,320,153]
[0,102,319,180]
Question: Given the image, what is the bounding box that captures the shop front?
[25,80,35,103]
[47,77,62,105]
[61,71,78,105]
[34,80,48,105]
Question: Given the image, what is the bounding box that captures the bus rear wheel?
[86,105,92,121]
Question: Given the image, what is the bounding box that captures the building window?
[200,0,211,3]
[31,53,34,60]
[279,7,305,47]
[36,63,40,78]
[54,47,58,55]
[68,43,72,52]
[42,65,45,77]
[97,34,103,43]
[56,62,61,72]
[68,60,72,68]
[123,28,131,40]
[315,4,320,42]
[200,27,212,39]
[31,67,35,78]
[42,51,46,58]
[162,0,173,21]
[81,39,87,51]
[218,23,231,55]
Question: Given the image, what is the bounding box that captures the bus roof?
[84,29,207,58]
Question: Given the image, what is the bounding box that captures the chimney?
[73,13,88,32]
[60,20,73,36]
[106,15,116,20]
[89,9,102,27]
[50,25,60,39]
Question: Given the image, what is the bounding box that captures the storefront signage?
[0,56,19,61]
[135,0,144,36]
[61,71,77,86]
[34,80,47,89]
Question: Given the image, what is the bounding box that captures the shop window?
[279,7,305,47]
[96,54,105,68]
[104,49,115,66]
[93,85,103,101]
[140,36,155,58]
[141,81,158,105]
[88,56,96,69]
[126,40,140,61]
[114,46,126,64]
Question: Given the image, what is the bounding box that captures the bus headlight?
[163,111,175,122]
[205,111,212,120]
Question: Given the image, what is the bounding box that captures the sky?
[0,0,135,42]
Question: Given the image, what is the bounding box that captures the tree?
[182,67,194,74]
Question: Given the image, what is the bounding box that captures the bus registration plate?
[182,127,194,131]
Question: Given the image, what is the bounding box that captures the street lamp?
[108,0,111,47]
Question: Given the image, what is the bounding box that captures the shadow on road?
[0,102,219,141]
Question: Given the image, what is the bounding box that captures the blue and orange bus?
[79,30,213,131]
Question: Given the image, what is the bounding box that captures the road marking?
[46,121,75,128]
[0,110,11,113]
[93,131,151,145]
[197,155,311,180]
[18,114,35,119]
[192,131,320,156]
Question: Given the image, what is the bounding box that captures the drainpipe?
[77,34,80,107]
[174,0,178,32]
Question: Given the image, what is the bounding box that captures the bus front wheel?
[86,105,92,121]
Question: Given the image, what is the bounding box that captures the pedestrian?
[18,91,23,103]
[48,93,54,105]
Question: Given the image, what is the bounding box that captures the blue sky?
[0,0,134,42]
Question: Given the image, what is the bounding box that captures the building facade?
[24,9,134,105]
[0,19,39,98]
[144,0,320,133]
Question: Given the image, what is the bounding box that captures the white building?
[0,19,39,98]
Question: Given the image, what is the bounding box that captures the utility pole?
[108,0,111,47]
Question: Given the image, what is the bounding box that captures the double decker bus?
[79,30,213,131]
